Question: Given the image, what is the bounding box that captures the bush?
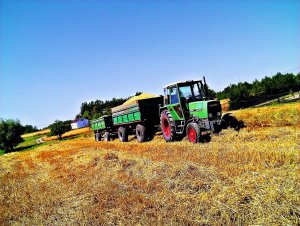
[0,119,24,152]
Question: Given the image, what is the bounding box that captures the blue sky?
[1,0,299,128]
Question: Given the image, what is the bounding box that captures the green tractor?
[160,78,223,143]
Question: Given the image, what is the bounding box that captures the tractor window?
[179,83,205,102]
[170,86,179,104]
[194,83,205,100]
[179,86,192,100]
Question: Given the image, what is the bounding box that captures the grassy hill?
[0,102,299,225]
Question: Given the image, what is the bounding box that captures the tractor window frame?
[170,86,179,104]
[164,88,170,105]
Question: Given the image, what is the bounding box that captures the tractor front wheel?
[118,127,128,142]
[160,110,176,142]
[186,122,201,143]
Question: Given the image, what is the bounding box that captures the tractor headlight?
[208,113,212,118]
[217,112,221,116]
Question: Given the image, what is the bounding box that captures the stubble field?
[0,102,299,225]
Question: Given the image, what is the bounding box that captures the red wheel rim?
[188,127,196,143]
[162,118,171,137]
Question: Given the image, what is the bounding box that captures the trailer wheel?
[136,124,146,142]
[160,110,176,142]
[118,127,128,142]
[103,132,110,141]
[186,122,200,143]
[95,131,101,141]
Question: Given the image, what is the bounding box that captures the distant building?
[71,118,89,130]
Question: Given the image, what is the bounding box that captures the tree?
[49,120,71,140]
[0,119,24,152]
[78,95,132,120]
[21,124,39,134]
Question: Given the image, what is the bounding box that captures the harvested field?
[0,103,299,225]
[232,102,300,128]
[43,127,90,141]
[22,129,50,138]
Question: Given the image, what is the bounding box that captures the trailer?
[111,96,163,142]
[90,115,114,141]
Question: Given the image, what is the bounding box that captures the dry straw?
[0,102,299,225]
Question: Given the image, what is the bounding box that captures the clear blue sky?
[1,0,299,128]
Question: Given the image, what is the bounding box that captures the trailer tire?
[118,127,128,142]
[186,122,200,143]
[136,124,146,142]
[160,110,176,142]
[103,132,110,141]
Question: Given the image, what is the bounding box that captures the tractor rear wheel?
[186,122,200,143]
[118,127,128,142]
[160,110,176,142]
[103,132,110,141]
[136,124,146,142]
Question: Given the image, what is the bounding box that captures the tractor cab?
[163,80,207,119]
[160,78,223,143]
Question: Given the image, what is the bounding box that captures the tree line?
[216,72,300,109]
[79,92,142,120]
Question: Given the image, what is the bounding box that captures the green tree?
[21,124,39,134]
[49,120,71,140]
[79,95,132,120]
[0,119,24,152]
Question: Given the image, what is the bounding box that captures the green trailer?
[111,96,163,142]
[90,115,114,141]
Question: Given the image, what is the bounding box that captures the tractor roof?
[163,80,202,88]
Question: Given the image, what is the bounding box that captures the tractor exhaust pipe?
[203,76,209,99]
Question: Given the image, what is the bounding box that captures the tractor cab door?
[165,86,185,121]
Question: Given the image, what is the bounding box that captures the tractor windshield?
[178,83,205,102]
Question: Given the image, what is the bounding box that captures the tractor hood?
[188,100,222,119]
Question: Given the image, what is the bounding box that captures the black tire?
[160,109,176,142]
[118,127,128,142]
[103,132,110,141]
[95,131,101,141]
[136,124,146,142]
[186,122,201,143]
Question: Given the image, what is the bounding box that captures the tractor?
[159,78,223,143]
